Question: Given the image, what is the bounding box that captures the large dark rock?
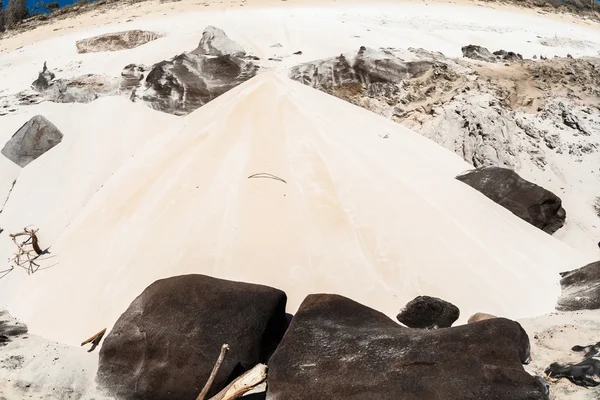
[1,115,63,167]
[461,45,497,63]
[129,53,258,115]
[546,342,600,387]
[97,274,287,400]
[267,294,546,400]
[76,30,160,54]
[396,295,459,329]
[0,310,28,346]
[456,166,566,234]
[557,261,600,311]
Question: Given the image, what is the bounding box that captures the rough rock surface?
[456,166,566,234]
[557,261,600,311]
[76,30,160,53]
[267,294,545,400]
[127,52,258,115]
[461,44,497,63]
[192,25,246,57]
[396,295,459,329]
[546,342,600,387]
[468,312,497,323]
[97,274,288,400]
[31,63,118,103]
[1,115,63,167]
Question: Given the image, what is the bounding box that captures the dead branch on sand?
[81,328,107,353]
[8,227,52,275]
[248,173,287,184]
[196,344,268,400]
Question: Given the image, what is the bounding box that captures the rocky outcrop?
[461,45,497,63]
[1,115,63,167]
[31,63,118,103]
[557,261,600,311]
[192,25,246,57]
[546,342,600,387]
[396,295,459,329]
[127,52,258,115]
[456,167,566,234]
[267,294,545,400]
[76,30,160,53]
[97,274,288,400]
[0,310,28,345]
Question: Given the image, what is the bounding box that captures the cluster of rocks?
[461,45,523,63]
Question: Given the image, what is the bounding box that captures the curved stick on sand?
[81,328,107,352]
[248,173,287,184]
[197,344,230,400]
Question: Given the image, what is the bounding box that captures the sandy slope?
[0,72,584,346]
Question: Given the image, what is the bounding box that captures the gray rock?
[97,274,288,400]
[1,115,63,167]
[192,26,245,57]
[456,166,566,234]
[76,30,160,54]
[546,342,600,387]
[461,45,497,63]
[267,294,545,400]
[557,261,600,311]
[494,50,523,61]
[397,295,459,329]
[31,62,55,91]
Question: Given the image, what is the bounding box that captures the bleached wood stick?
[196,344,230,400]
[209,364,267,400]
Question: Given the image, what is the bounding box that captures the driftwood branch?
[196,344,230,400]
[8,227,51,275]
[248,173,287,184]
[81,328,107,353]
[210,364,267,400]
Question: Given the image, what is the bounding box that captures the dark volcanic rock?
[31,62,55,91]
[76,30,160,54]
[97,274,288,400]
[267,294,545,400]
[456,166,566,234]
[130,53,258,115]
[396,295,459,329]
[461,45,497,63]
[494,50,523,61]
[1,115,63,167]
[546,342,600,387]
[557,261,600,311]
[192,25,246,57]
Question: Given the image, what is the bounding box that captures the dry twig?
[81,328,107,353]
[196,344,230,400]
[8,227,50,275]
[210,364,267,400]
[248,173,287,184]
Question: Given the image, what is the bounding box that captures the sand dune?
[1,72,584,346]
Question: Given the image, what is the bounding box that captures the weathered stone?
[1,115,63,167]
[456,166,566,234]
[461,45,497,63]
[192,26,245,57]
[76,30,160,54]
[267,294,545,400]
[97,274,288,400]
[546,342,600,387]
[396,295,459,329]
[557,261,600,311]
[467,312,497,323]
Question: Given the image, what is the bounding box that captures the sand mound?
[1,73,585,345]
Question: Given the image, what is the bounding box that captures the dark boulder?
[461,45,497,63]
[192,25,246,57]
[494,50,523,61]
[456,166,566,234]
[267,294,545,400]
[1,115,63,167]
[396,295,459,329]
[31,62,55,91]
[546,342,600,387]
[97,274,288,400]
[129,53,258,115]
[556,261,600,311]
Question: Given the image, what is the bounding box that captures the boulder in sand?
[461,45,497,63]
[1,115,63,167]
[456,166,566,234]
[267,294,545,400]
[546,342,600,387]
[97,274,288,400]
[556,261,600,311]
[192,25,246,57]
[396,295,459,329]
[467,312,497,323]
[76,30,160,53]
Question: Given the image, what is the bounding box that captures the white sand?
[0,72,585,345]
[0,0,596,348]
